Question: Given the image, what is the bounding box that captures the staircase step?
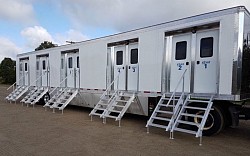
[104,115,117,119]
[177,120,199,126]
[162,97,180,100]
[108,109,121,113]
[188,99,209,103]
[184,106,207,111]
[152,116,170,121]
[148,123,168,129]
[116,99,128,103]
[181,113,203,118]
[156,110,173,114]
[119,95,133,98]
[90,112,102,116]
[174,127,197,135]
[112,105,125,108]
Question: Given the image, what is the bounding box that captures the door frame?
[107,39,139,91]
[164,27,220,95]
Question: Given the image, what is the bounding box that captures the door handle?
[129,66,131,69]
[197,61,200,64]
[186,62,189,65]
[122,67,124,69]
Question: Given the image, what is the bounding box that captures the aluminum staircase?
[169,95,214,145]
[22,87,49,107]
[146,68,214,145]
[146,93,185,130]
[5,85,29,102]
[49,88,78,114]
[102,91,135,126]
[89,91,117,118]
[43,88,65,109]
[90,91,135,127]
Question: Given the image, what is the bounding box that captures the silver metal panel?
[232,11,245,94]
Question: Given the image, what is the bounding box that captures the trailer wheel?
[188,104,225,136]
[40,92,50,105]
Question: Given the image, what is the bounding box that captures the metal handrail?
[7,75,25,91]
[165,69,187,131]
[49,76,68,95]
[27,72,47,90]
[100,71,122,99]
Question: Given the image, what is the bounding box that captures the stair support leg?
[170,132,174,140]
[147,126,149,134]
[90,115,93,121]
[53,108,55,113]
[199,136,202,146]
[62,109,64,115]
[103,117,106,124]
[118,120,121,127]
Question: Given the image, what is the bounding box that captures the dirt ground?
[0,84,250,156]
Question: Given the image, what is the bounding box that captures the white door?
[114,46,126,90]
[170,34,191,92]
[19,62,24,85]
[60,55,66,87]
[23,60,29,86]
[36,58,42,86]
[127,43,139,91]
[66,53,79,88]
[75,56,80,88]
[193,30,219,93]
[41,57,49,87]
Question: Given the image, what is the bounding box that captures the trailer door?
[19,62,24,85]
[170,34,191,92]
[23,60,29,86]
[66,53,79,88]
[36,58,41,86]
[127,43,139,91]
[193,30,219,93]
[114,46,126,90]
[41,57,49,87]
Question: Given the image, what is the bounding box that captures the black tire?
[39,92,50,105]
[202,105,225,136]
[187,103,225,136]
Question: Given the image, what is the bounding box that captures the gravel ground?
[0,84,250,156]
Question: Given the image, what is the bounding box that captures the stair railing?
[27,72,47,90]
[49,76,68,95]
[100,70,122,100]
[7,75,25,92]
[166,69,187,133]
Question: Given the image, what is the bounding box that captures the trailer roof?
[17,5,249,57]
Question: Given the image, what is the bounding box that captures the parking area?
[1,84,250,156]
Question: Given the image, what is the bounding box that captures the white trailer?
[6,6,250,142]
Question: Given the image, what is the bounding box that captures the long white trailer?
[6,6,250,141]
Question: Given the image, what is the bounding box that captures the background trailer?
[6,6,250,142]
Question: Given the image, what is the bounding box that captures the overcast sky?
[0,0,250,61]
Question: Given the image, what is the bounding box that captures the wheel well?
[213,100,233,127]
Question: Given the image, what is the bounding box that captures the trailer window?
[175,41,187,60]
[77,56,79,68]
[36,61,39,70]
[130,49,138,64]
[68,57,73,68]
[200,37,213,58]
[24,63,28,71]
[116,51,123,65]
[61,58,64,69]
[42,60,46,70]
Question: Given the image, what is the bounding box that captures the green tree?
[35,41,57,51]
[0,58,16,84]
